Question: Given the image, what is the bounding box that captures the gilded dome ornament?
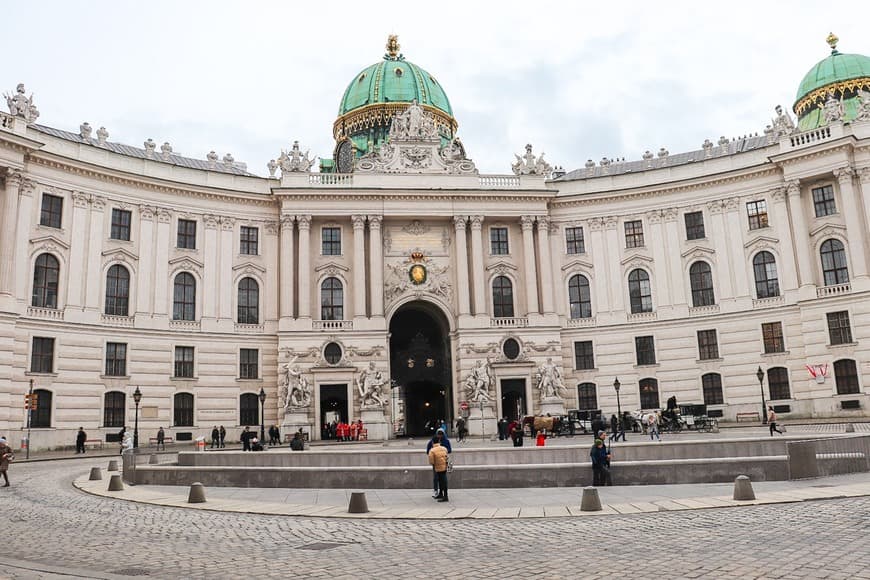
[826,32,839,53]
[385,35,402,61]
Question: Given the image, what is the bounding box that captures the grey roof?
[31,124,259,177]
[555,134,771,182]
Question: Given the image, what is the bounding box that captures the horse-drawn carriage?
[522,411,590,437]
[679,404,719,433]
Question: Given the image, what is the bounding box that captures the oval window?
[324,342,342,365]
[503,338,520,360]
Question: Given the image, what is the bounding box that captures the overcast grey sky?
[4,1,868,175]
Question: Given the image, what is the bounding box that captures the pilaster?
[469,215,486,316]
[536,216,554,314]
[0,170,22,299]
[279,215,295,320]
[520,215,539,315]
[297,215,312,320]
[834,166,868,280]
[453,216,471,316]
[352,215,367,320]
[368,215,384,318]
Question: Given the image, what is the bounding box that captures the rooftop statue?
[771,105,796,137]
[4,83,39,124]
[822,92,844,125]
[389,100,439,141]
[384,34,403,60]
[511,143,552,178]
[856,89,870,122]
[278,140,315,174]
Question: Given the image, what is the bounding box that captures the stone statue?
[96,126,109,146]
[267,159,278,177]
[4,83,39,123]
[822,93,844,125]
[222,153,234,166]
[389,100,439,141]
[280,356,311,409]
[206,150,219,168]
[144,139,156,156]
[511,144,552,177]
[80,122,93,140]
[464,358,493,404]
[278,140,315,173]
[771,105,796,137]
[856,89,870,122]
[536,357,565,399]
[357,361,387,408]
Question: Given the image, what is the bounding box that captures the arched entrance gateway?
[389,301,453,437]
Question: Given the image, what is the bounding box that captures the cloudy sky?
[5,1,868,175]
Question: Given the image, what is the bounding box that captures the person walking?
[647,413,661,442]
[455,417,467,443]
[426,428,452,498]
[768,407,783,436]
[590,437,612,486]
[0,436,14,487]
[241,426,252,451]
[118,426,127,454]
[218,425,226,448]
[210,426,220,449]
[75,427,87,454]
[156,427,166,451]
[428,437,450,502]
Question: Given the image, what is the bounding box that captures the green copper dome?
[338,58,453,117]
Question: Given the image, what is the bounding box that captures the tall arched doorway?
[389,301,453,437]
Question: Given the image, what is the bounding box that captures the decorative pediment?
[680,246,716,259]
[808,222,847,238]
[232,261,267,276]
[742,235,779,252]
[561,258,595,272]
[486,260,519,274]
[29,234,70,252]
[620,253,654,267]
[101,247,139,263]
[168,255,204,276]
[314,262,350,276]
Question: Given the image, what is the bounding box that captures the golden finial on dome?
[826,32,839,53]
[386,35,400,59]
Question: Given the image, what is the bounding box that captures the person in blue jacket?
[426,428,452,498]
[590,438,612,486]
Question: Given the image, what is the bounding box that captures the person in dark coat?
[75,427,87,454]
[211,426,220,449]
[590,438,612,486]
[240,426,252,451]
[156,427,166,451]
[218,425,226,448]
[426,429,452,498]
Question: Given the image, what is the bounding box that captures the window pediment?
[620,253,654,267]
[101,247,139,262]
[561,258,594,272]
[30,234,70,252]
[314,262,350,275]
[232,261,266,275]
[680,246,716,259]
[486,260,518,273]
[808,223,846,238]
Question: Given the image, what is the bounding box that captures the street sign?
[24,393,38,410]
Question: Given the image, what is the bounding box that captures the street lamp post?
[258,387,267,442]
[756,366,768,424]
[26,378,34,460]
[613,377,622,419]
[132,386,142,449]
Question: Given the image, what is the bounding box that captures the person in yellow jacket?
[428,439,449,502]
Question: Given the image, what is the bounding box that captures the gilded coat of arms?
[409,251,427,285]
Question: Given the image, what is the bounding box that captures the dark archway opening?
[319,384,348,440]
[500,379,527,422]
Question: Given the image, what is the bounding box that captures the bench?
[149,437,174,446]
[83,439,103,450]
[736,412,761,422]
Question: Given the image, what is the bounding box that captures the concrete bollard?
[149,454,159,465]
[107,474,124,491]
[733,475,756,500]
[580,486,602,511]
[347,491,369,514]
[188,482,207,503]
[107,459,119,472]
[88,467,102,481]
[845,423,855,433]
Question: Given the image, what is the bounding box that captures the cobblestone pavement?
[2,460,870,579]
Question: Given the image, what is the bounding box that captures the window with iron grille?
[752,251,780,298]
[174,346,194,378]
[103,392,126,428]
[105,342,127,377]
[40,194,63,228]
[827,311,853,345]
[762,322,785,353]
[697,330,719,360]
[812,185,836,217]
[624,220,644,248]
[568,274,592,319]
[177,219,197,249]
[110,209,132,241]
[834,359,859,395]
[635,336,656,366]
[577,383,597,410]
[237,277,259,324]
[566,226,585,254]
[240,348,258,379]
[684,211,705,240]
[490,227,509,255]
[173,273,196,321]
[628,269,653,313]
[174,392,194,426]
[321,227,341,255]
[574,341,594,370]
[240,226,259,255]
[746,200,769,230]
[701,373,724,405]
[31,337,55,373]
[820,239,849,286]
[32,253,59,308]
[767,367,791,400]
[320,277,344,320]
[689,262,715,307]
[239,393,259,426]
[639,378,659,409]
[105,264,130,316]
[492,276,514,317]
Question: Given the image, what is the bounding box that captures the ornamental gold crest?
[408,251,427,285]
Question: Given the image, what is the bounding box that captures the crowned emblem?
[408,251,427,285]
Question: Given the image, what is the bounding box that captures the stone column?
[352,215,367,320]
[453,216,471,315]
[0,170,22,297]
[663,209,685,306]
[536,216,554,314]
[588,219,610,312]
[834,167,868,279]
[769,187,798,292]
[279,215,295,319]
[84,196,106,310]
[549,222,567,317]
[786,181,814,288]
[724,198,750,298]
[296,215,311,319]
[219,217,235,320]
[153,209,172,316]
[520,215,539,315]
[264,220,280,321]
[136,206,156,315]
[603,217,623,312]
[469,215,486,315]
[12,179,35,302]
[66,192,91,308]
[368,215,384,317]
[707,201,734,300]
[860,167,870,244]
[648,210,671,308]
[202,214,219,320]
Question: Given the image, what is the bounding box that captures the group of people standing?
[426,428,451,502]
[322,419,365,441]
[210,426,228,449]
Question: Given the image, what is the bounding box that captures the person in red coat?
[536,429,547,447]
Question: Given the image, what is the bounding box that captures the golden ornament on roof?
[386,35,400,59]
[826,32,839,52]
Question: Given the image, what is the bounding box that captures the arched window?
[577,383,597,410]
[834,359,859,395]
[172,273,196,321]
[628,269,652,314]
[31,389,52,428]
[105,265,130,316]
[820,239,849,286]
[320,277,344,320]
[568,274,592,319]
[768,367,791,400]
[173,393,194,427]
[701,373,724,405]
[639,378,659,410]
[752,252,780,299]
[239,393,259,426]
[492,276,515,318]
[689,262,715,307]
[237,277,260,324]
[32,253,60,308]
[103,391,126,428]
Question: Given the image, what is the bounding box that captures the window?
[639,378,659,410]
[502,339,520,361]
[105,342,127,377]
[103,392,126,428]
[105,264,130,316]
[172,273,196,321]
[237,277,259,324]
[635,336,656,366]
[31,389,52,428]
[324,342,343,365]
[320,277,344,320]
[697,330,719,360]
[812,185,836,217]
[768,367,791,400]
[701,373,724,405]
[177,219,196,249]
[624,220,644,248]
[827,311,853,345]
[240,348,258,379]
[492,276,514,318]
[753,252,780,299]
[689,262,715,307]
[32,253,60,308]
[174,346,194,378]
[820,239,849,286]
[173,393,194,426]
[834,359,859,395]
[240,226,259,255]
[566,227,585,254]
[762,322,785,353]
[31,337,55,373]
[577,383,597,410]
[574,341,594,370]
[490,227,509,255]
[321,227,341,255]
[684,211,705,240]
[568,274,592,319]
[628,269,653,314]
[239,393,258,426]
[40,194,63,228]
[746,200,768,230]
[110,209,131,241]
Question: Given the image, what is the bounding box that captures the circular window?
[503,338,520,360]
[394,67,403,77]
[324,343,342,365]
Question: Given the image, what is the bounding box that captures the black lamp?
[132,386,142,449]
[756,366,767,424]
[258,387,267,442]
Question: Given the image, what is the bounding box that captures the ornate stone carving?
[702,139,713,157]
[263,220,279,236]
[770,186,787,203]
[144,139,156,157]
[536,357,567,400]
[833,166,854,184]
[278,141,315,174]
[511,144,552,178]
[587,217,604,232]
[391,99,438,141]
[4,168,23,188]
[4,83,39,123]
[296,215,312,230]
[267,159,278,177]
[402,220,429,235]
[19,178,35,197]
[603,216,618,230]
[858,166,870,183]
[157,208,173,223]
[384,254,451,305]
[280,215,295,230]
[469,215,484,231]
[520,215,536,231]
[91,195,106,211]
[367,215,382,229]
[453,216,467,231]
[139,205,156,221]
[785,180,801,197]
[203,214,219,229]
[723,198,739,212]
[79,122,92,141]
[464,358,494,403]
[647,210,662,224]
[345,345,385,358]
[220,217,235,231]
[706,200,724,214]
[72,191,90,209]
[855,89,870,122]
[537,216,550,232]
[357,361,387,408]
[206,151,218,169]
[822,93,844,125]
[160,142,173,159]
[662,208,679,222]
[461,343,499,355]
[96,127,109,146]
[222,153,234,167]
[771,105,796,137]
[279,356,312,410]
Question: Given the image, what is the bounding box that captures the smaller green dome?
[795,51,870,104]
[338,58,453,117]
